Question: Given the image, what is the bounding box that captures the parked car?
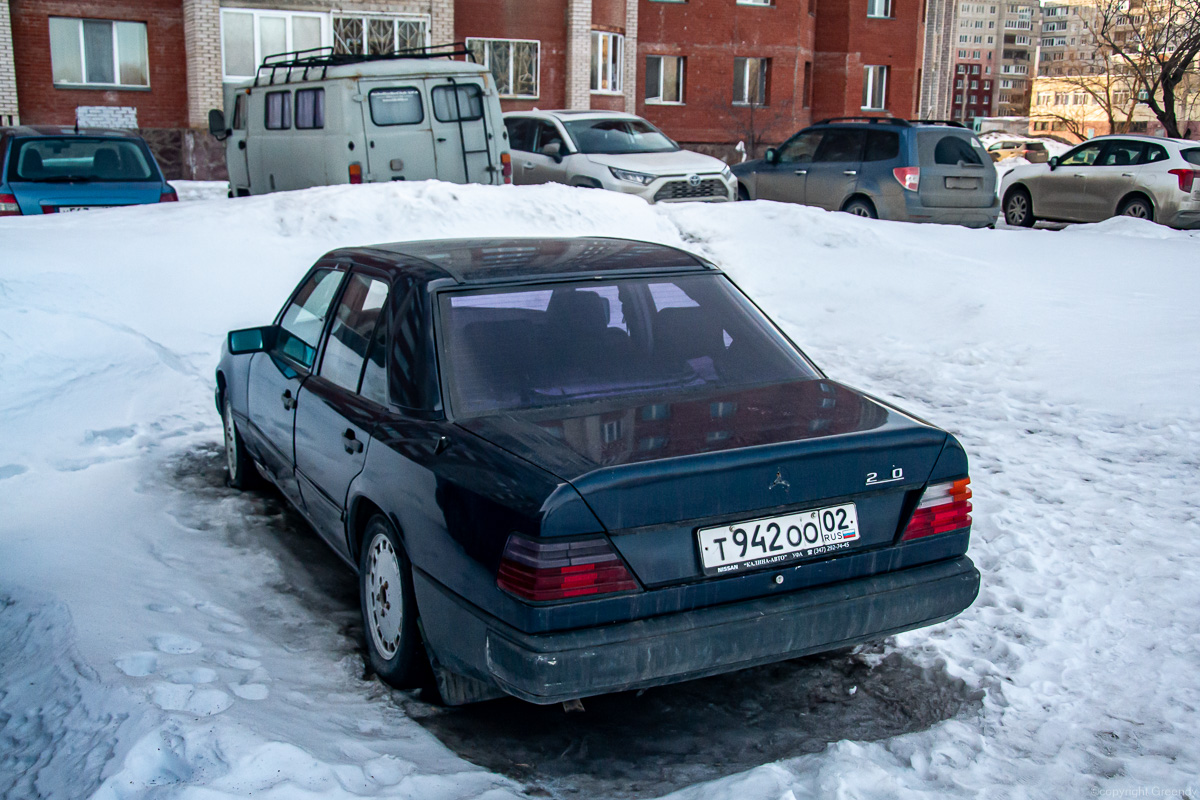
[0,126,177,217]
[987,139,1049,163]
[503,110,736,202]
[733,118,998,227]
[1000,134,1200,229]
[209,46,511,196]
[216,236,980,706]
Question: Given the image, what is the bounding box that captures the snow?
[3,182,1200,799]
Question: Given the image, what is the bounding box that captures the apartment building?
[1,0,926,178]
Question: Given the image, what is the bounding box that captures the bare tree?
[1031,64,1143,139]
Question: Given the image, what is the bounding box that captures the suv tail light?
[902,478,972,541]
[500,151,512,183]
[0,193,20,216]
[497,534,639,602]
[893,166,920,192]
[1168,168,1197,193]
[349,162,363,184]
[160,186,179,203]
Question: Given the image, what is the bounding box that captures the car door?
[1039,141,1104,221]
[245,266,346,509]
[294,269,391,560]
[1084,140,1146,220]
[427,79,491,184]
[360,82,438,183]
[754,130,823,203]
[805,128,866,211]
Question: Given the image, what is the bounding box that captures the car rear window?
[1178,148,1199,166]
[932,135,983,166]
[8,137,155,182]
[439,274,819,415]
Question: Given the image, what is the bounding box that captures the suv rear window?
[1183,149,1200,166]
[933,136,983,165]
[8,137,155,182]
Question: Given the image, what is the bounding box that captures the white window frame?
[737,0,774,6]
[591,32,624,94]
[733,57,769,105]
[862,64,888,110]
[49,17,150,89]
[645,54,685,104]
[220,8,330,83]
[867,0,893,18]
[332,13,430,56]
[466,37,540,99]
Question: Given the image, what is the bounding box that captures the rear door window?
[369,88,424,126]
[432,84,484,122]
[277,269,344,369]
[813,129,865,163]
[933,135,982,165]
[863,130,900,162]
[505,117,537,151]
[1098,140,1144,166]
[319,274,389,393]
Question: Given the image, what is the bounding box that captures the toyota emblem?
[687,173,701,187]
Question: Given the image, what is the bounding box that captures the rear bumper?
[416,555,979,705]
[900,196,999,228]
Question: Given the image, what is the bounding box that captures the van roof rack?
[254,42,475,86]
[912,119,969,128]
[812,116,911,126]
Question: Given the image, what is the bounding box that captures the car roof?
[334,237,714,285]
[0,125,146,139]
[231,58,488,88]
[503,109,642,122]
[1083,133,1196,147]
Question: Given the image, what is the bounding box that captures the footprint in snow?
[164,667,218,685]
[194,600,245,625]
[147,602,181,614]
[152,634,202,655]
[230,682,269,700]
[115,652,159,677]
[208,649,261,670]
[83,426,138,446]
[151,683,233,716]
[0,464,28,480]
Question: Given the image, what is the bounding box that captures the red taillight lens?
[902,478,972,541]
[893,166,920,192]
[160,187,178,202]
[500,151,512,183]
[349,162,363,185]
[497,535,639,602]
[1168,168,1197,193]
[0,193,20,216]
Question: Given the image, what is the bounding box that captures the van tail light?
[160,186,178,202]
[1168,168,1197,193]
[893,166,920,192]
[497,534,639,602]
[349,162,363,185]
[500,151,512,183]
[0,193,20,216]
[902,478,972,541]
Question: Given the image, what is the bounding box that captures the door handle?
[1121,172,1134,177]
[524,162,535,169]
[342,429,364,454]
[1073,173,1085,178]
[794,169,807,175]
[436,137,447,143]
[843,170,857,176]
[281,389,295,410]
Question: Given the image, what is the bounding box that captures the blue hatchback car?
[0,126,177,217]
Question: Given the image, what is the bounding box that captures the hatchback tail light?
[349,162,363,184]
[893,166,920,192]
[497,534,639,602]
[902,478,972,541]
[500,151,512,184]
[160,187,179,203]
[0,193,20,216]
[1168,168,1198,193]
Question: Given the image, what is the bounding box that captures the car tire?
[222,395,256,489]
[359,515,424,689]
[737,184,751,201]
[1004,187,1036,227]
[843,198,878,219]
[1118,196,1154,222]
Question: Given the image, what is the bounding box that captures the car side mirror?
[228,325,277,355]
[208,109,229,141]
[1048,156,1059,171]
[541,141,564,163]
[765,147,778,164]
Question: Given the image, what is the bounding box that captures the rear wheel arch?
[842,194,878,218]
[215,370,228,410]
[347,495,388,563]
[1003,184,1037,226]
[1117,191,1155,221]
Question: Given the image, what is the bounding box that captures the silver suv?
[732,118,999,227]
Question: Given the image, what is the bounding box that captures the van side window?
[232,94,248,130]
[432,84,484,122]
[295,89,325,129]
[369,88,424,126]
[266,91,291,130]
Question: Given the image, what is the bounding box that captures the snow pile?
[2,182,1200,799]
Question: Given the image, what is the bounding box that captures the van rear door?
[426,78,497,185]
[916,130,996,208]
[359,81,438,183]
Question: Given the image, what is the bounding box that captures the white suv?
[503,110,736,203]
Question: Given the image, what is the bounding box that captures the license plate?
[697,502,861,574]
[944,177,980,190]
[55,206,102,213]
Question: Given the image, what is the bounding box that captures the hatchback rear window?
[8,137,154,182]
[439,275,819,415]
[933,136,983,165]
[1180,148,1200,166]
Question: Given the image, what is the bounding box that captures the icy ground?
[2,182,1199,799]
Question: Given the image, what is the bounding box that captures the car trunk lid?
[916,130,997,208]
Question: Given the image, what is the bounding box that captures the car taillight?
[349,162,363,184]
[497,534,639,602]
[902,478,972,541]
[1168,168,1198,193]
[160,187,178,202]
[893,166,920,192]
[500,151,512,184]
[0,193,20,216]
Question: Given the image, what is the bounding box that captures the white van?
[209,47,511,195]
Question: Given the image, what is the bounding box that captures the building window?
[733,57,768,105]
[737,0,773,5]
[591,32,624,93]
[862,65,888,110]
[221,9,326,81]
[333,15,429,56]
[645,55,684,103]
[467,38,539,98]
[867,0,893,17]
[48,18,149,88]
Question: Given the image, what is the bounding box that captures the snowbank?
[2,182,1199,799]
